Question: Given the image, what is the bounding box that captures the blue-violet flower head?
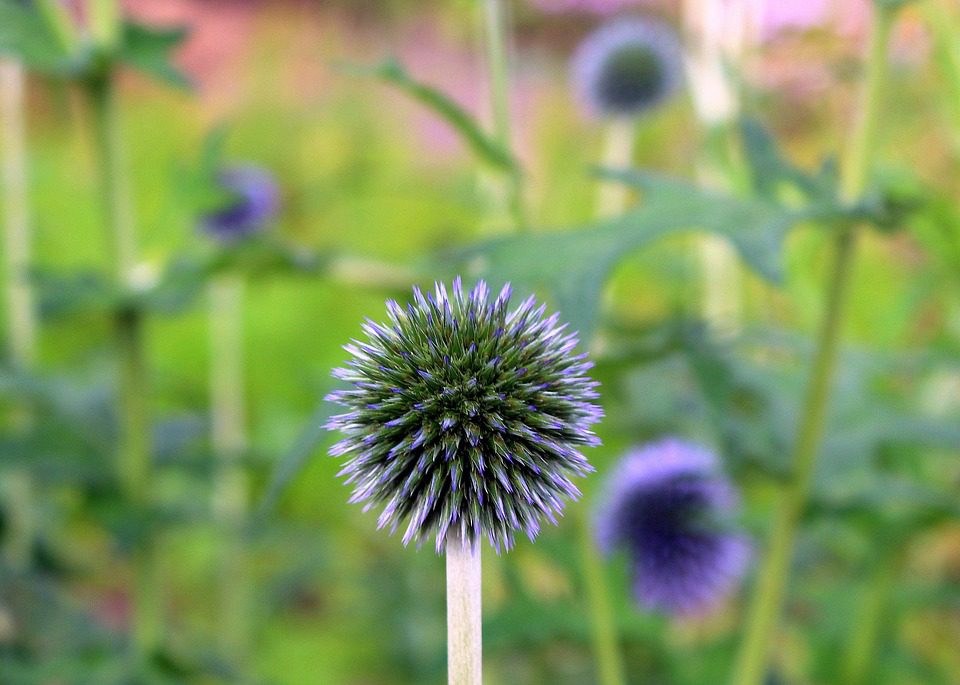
[327,279,603,553]
[595,438,750,616]
[200,165,280,242]
[571,17,684,119]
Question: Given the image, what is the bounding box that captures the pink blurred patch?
[398,22,541,167]
[757,0,871,41]
[123,0,258,108]
[529,0,663,16]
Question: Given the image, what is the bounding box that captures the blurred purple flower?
[571,18,684,119]
[200,166,280,242]
[595,438,750,616]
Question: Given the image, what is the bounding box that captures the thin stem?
[1,60,37,571]
[36,0,79,54]
[921,0,960,149]
[576,508,626,685]
[841,549,902,685]
[88,78,136,282]
[88,76,159,666]
[447,533,482,685]
[89,0,121,49]
[209,274,253,664]
[728,8,897,685]
[683,0,752,335]
[0,62,35,374]
[481,0,527,232]
[596,118,635,219]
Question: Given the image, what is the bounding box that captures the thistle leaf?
[445,171,822,341]
[340,58,519,172]
[119,21,191,90]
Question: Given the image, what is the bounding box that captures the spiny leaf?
[340,58,518,172]
[0,0,71,74]
[119,21,191,90]
[443,171,821,341]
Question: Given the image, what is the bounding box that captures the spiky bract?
[327,279,603,552]
[571,18,684,119]
[595,439,750,616]
[200,166,279,242]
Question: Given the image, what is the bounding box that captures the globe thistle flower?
[199,166,279,242]
[571,18,684,119]
[327,279,603,553]
[595,439,750,616]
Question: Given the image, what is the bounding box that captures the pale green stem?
[921,0,960,152]
[480,0,527,232]
[36,0,79,54]
[696,123,746,335]
[88,76,159,666]
[841,549,903,685]
[596,118,635,219]
[1,60,37,571]
[89,0,121,49]
[447,532,482,685]
[208,274,253,664]
[576,508,626,685]
[728,8,897,685]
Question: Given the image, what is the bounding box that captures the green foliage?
[341,58,519,172]
[0,0,71,74]
[444,171,821,341]
[117,21,191,90]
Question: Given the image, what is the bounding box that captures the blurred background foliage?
[0,0,959,683]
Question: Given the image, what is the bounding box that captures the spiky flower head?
[571,18,684,119]
[595,439,750,616]
[327,278,603,553]
[200,166,280,242]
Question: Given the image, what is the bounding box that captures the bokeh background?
[1,0,959,683]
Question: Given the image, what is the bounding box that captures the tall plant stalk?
[841,548,902,685]
[480,0,527,232]
[576,115,634,685]
[576,509,626,685]
[922,0,960,150]
[447,533,482,685]
[88,72,160,665]
[1,59,37,571]
[682,0,752,333]
[596,119,635,219]
[728,6,898,685]
[209,274,253,663]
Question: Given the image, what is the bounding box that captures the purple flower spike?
[571,17,684,120]
[595,439,750,616]
[327,280,603,553]
[200,165,280,242]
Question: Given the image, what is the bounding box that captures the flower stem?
[728,7,897,685]
[480,0,527,232]
[576,508,626,685]
[447,532,482,685]
[89,0,121,49]
[88,74,160,667]
[209,274,253,664]
[921,0,960,150]
[36,0,78,54]
[1,59,37,571]
[596,119,635,218]
[841,548,902,685]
